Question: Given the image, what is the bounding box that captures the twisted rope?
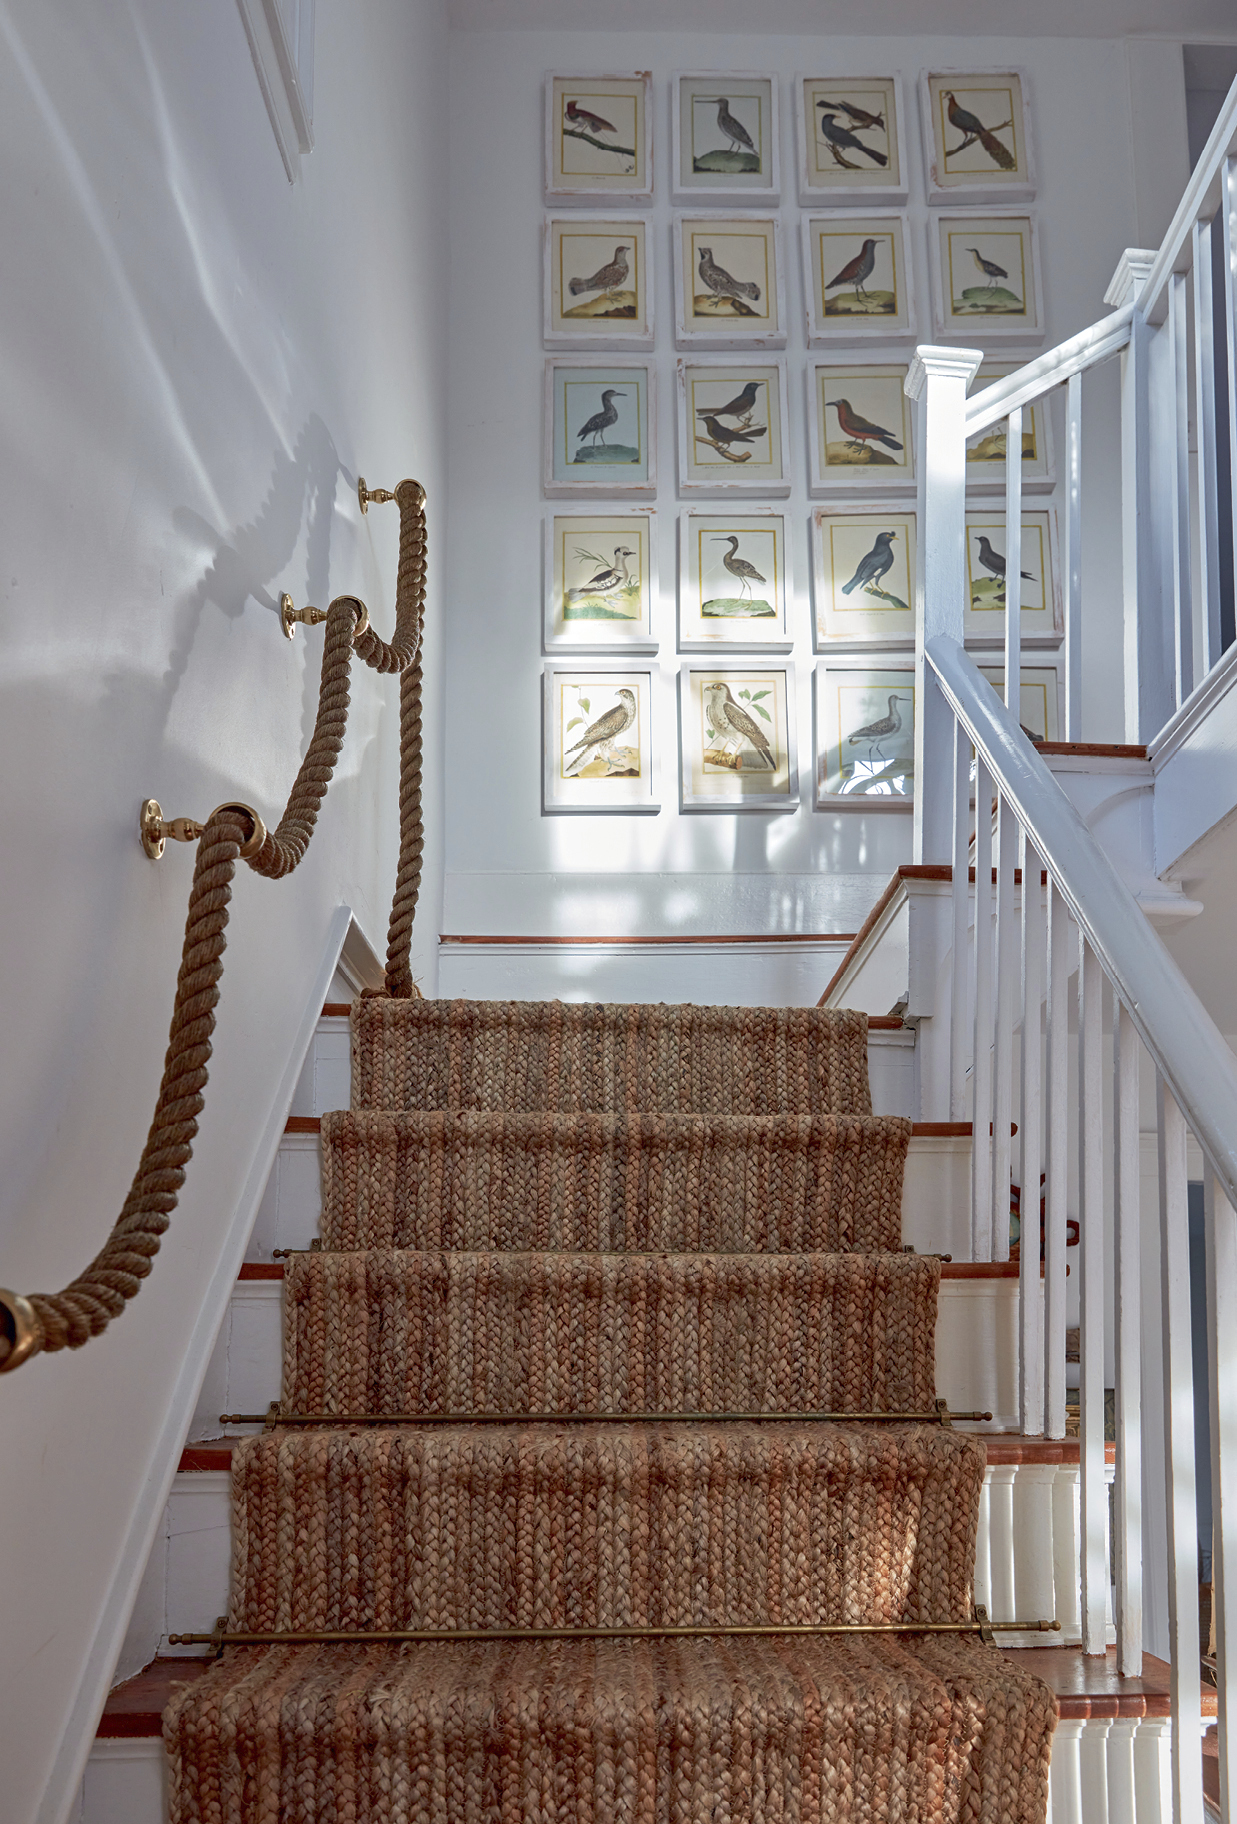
[0,479,427,1369]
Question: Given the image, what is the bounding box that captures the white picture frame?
[544,216,653,349]
[543,663,660,813]
[795,75,909,207]
[931,211,1045,342]
[678,663,799,811]
[920,68,1036,206]
[545,72,654,206]
[975,660,1062,743]
[814,655,916,810]
[810,504,917,649]
[965,359,1055,492]
[807,361,915,494]
[543,510,658,652]
[677,510,792,652]
[801,212,916,346]
[544,360,656,497]
[676,359,791,497]
[671,72,780,204]
[963,504,1062,646]
[672,213,785,350]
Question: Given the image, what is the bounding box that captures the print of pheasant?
[944,91,1016,170]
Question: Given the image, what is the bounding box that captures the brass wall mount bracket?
[280,593,328,640]
[0,1288,43,1374]
[140,800,267,862]
[358,477,396,516]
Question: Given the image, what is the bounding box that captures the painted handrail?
[1139,73,1237,325]
[963,304,1133,437]
[926,633,1237,1213]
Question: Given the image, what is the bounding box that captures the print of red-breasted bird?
[828,398,903,455]
[944,91,1016,171]
[565,99,616,136]
[826,239,878,303]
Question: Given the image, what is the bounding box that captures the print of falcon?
[841,531,897,595]
[705,682,775,770]
[564,689,637,776]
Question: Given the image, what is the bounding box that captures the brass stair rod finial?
[0,1287,43,1374]
[141,800,267,863]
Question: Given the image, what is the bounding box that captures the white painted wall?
[0,3,448,1818]
[443,26,1166,943]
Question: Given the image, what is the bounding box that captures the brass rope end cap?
[208,802,268,861]
[0,1289,44,1374]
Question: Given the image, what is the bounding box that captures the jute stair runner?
[166,999,1057,1822]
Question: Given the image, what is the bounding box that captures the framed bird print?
[965,360,1054,491]
[544,217,653,349]
[671,73,780,204]
[678,664,798,810]
[963,506,1062,645]
[544,510,658,652]
[814,657,915,809]
[807,362,915,494]
[543,664,660,813]
[677,511,791,651]
[795,76,908,206]
[931,213,1044,342]
[672,214,785,350]
[976,661,1061,743]
[677,360,791,497]
[802,213,915,345]
[545,73,653,206]
[921,70,1035,205]
[544,360,655,497]
[811,506,917,648]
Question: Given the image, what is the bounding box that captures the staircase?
[143,997,1062,1821]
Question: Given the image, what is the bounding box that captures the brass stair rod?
[221,1401,995,1427]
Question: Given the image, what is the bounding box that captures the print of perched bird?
[817,107,888,168]
[944,92,1016,171]
[576,389,626,449]
[841,530,897,596]
[696,381,761,424]
[711,535,766,600]
[975,535,1035,586]
[565,99,616,136]
[705,682,775,769]
[826,238,878,303]
[575,546,635,594]
[831,98,885,133]
[848,694,911,764]
[563,688,637,776]
[697,246,761,313]
[828,398,903,455]
[708,98,757,157]
[966,246,1012,292]
[697,414,767,450]
[568,246,629,302]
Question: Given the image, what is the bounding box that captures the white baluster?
[1065,372,1083,741]
[1079,1718,1113,1823]
[971,760,994,1259]
[1078,937,1107,1654]
[1192,219,1223,675]
[1013,1461,1057,1631]
[1168,271,1193,706]
[950,719,971,1121]
[1005,405,1023,718]
[1044,880,1070,1437]
[1054,1463,1083,1645]
[1020,833,1045,1434]
[1114,999,1143,1675]
[1049,1719,1085,1823]
[1206,1171,1237,1822]
[1133,1717,1173,1823]
[1157,1078,1203,1821]
[992,798,1017,1262]
[1222,159,1237,619]
[987,1464,1018,1621]
[974,1472,993,1616]
[1106,1718,1139,1823]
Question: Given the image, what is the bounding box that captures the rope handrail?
[0,477,428,1373]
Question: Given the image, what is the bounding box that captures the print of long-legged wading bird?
[565,99,616,137]
[706,98,757,158]
[975,535,1036,589]
[705,682,775,769]
[841,530,897,597]
[697,381,761,426]
[576,389,626,450]
[826,239,878,305]
[572,545,635,596]
[945,91,1016,170]
[966,247,1015,294]
[828,398,903,456]
[711,535,766,600]
[568,246,630,305]
[697,247,761,315]
[563,688,637,776]
[848,695,911,766]
[817,107,888,169]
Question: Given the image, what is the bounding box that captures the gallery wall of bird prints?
[539,66,1061,814]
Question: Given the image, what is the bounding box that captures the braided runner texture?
[351,999,873,1115]
[319,1110,910,1253]
[166,1001,1056,1822]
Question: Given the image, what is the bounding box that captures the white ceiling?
[449,0,1237,38]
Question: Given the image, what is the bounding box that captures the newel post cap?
[1104,248,1157,309]
[905,346,984,401]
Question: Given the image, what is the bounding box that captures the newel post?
[905,347,982,864]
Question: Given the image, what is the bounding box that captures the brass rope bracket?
[357,477,396,515]
[0,1288,43,1374]
[280,592,371,643]
[140,800,267,863]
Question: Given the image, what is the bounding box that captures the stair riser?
[283,1251,937,1415]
